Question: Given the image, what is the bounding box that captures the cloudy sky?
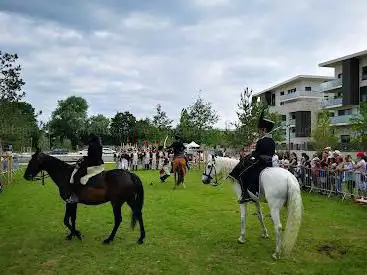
[1,0,367,127]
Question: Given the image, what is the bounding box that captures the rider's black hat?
[88,134,101,145]
[258,109,275,132]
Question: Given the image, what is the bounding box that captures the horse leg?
[255,201,269,239]
[69,203,82,240]
[270,207,282,260]
[238,203,246,244]
[181,167,186,189]
[127,201,146,244]
[103,202,123,244]
[64,203,74,240]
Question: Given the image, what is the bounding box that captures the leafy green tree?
[233,87,284,148]
[311,110,338,151]
[350,102,367,150]
[0,51,26,102]
[0,101,40,151]
[186,97,219,143]
[87,114,110,136]
[176,108,194,142]
[152,104,173,129]
[48,96,88,148]
[110,111,136,144]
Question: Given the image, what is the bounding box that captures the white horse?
[201,154,303,259]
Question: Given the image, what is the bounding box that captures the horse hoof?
[75,231,83,240]
[272,253,280,260]
[136,239,144,245]
[237,238,245,244]
[65,233,73,240]
[103,239,112,244]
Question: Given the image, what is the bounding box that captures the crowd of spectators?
[273,147,367,198]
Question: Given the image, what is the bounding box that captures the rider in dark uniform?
[72,134,104,185]
[229,109,276,204]
[166,135,187,176]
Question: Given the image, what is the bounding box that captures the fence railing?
[284,165,366,200]
[1,155,21,186]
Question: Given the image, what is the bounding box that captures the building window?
[305,86,312,91]
[271,93,276,106]
[338,109,352,116]
[340,135,350,144]
[287,88,296,94]
[281,115,287,121]
[362,66,367,80]
[338,73,343,79]
[280,91,284,96]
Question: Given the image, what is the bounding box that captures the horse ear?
[35,147,41,154]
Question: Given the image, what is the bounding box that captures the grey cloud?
[1,1,367,127]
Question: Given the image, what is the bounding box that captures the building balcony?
[320,97,343,108]
[330,115,354,125]
[279,90,321,102]
[320,78,342,92]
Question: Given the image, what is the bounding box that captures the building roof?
[254,75,334,96]
[319,49,367,67]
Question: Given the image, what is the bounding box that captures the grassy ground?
[0,164,366,275]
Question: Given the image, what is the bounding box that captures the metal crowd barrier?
[287,165,366,200]
[1,155,21,185]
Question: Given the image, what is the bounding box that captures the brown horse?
[23,149,145,244]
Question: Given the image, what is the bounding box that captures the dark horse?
[23,149,145,245]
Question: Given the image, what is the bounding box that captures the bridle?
[202,158,228,187]
[31,171,49,185]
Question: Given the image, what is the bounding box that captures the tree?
[233,87,284,148]
[186,97,219,143]
[350,102,367,150]
[176,108,194,142]
[110,111,136,144]
[87,114,110,136]
[0,51,26,102]
[152,104,173,129]
[49,96,88,148]
[311,110,338,151]
[0,101,40,151]
[187,97,219,130]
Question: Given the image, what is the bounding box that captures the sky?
[1,0,367,128]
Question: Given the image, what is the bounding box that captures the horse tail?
[283,173,303,256]
[130,173,144,230]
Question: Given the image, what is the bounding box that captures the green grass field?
[0,164,366,275]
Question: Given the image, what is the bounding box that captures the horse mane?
[41,153,75,169]
[214,156,239,175]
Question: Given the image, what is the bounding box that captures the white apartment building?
[253,75,334,150]
[319,49,367,143]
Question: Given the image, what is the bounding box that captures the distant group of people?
[114,148,174,171]
[114,138,194,183]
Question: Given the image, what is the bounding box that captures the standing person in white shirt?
[132,150,138,171]
[354,152,367,198]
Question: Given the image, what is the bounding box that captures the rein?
[32,171,49,185]
[31,159,79,186]
[202,161,228,187]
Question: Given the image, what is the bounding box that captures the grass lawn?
[0,164,366,275]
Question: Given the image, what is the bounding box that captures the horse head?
[24,147,45,181]
[202,154,216,184]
